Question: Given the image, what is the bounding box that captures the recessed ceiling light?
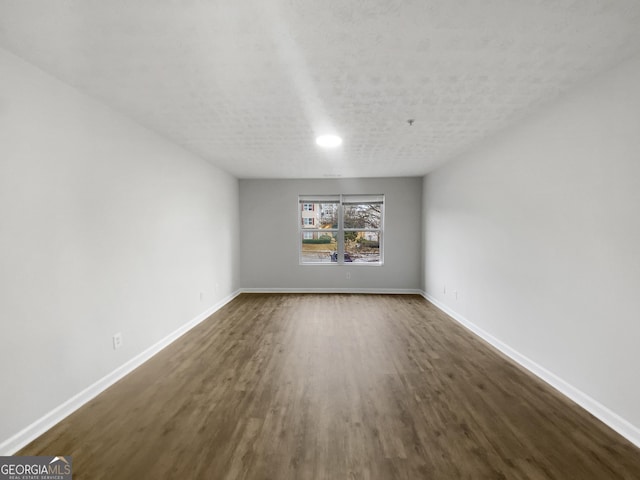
[315,134,343,148]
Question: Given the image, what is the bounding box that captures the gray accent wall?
[240,177,422,291]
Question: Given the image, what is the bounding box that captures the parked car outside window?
[330,252,353,262]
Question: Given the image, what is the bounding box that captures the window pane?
[343,203,381,229]
[300,232,337,263]
[344,231,380,263]
[300,202,338,229]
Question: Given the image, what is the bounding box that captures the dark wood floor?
[19,294,640,479]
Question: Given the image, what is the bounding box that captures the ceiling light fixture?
[315,134,343,148]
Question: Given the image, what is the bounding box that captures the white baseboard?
[421,291,640,449]
[0,290,241,456]
[240,288,423,294]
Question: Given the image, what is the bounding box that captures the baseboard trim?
[240,288,423,295]
[0,290,241,456]
[421,291,640,449]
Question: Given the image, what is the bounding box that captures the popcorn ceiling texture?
[1,0,640,178]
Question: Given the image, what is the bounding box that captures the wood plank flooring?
[18,294,640,479]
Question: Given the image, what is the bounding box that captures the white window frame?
[298,194,384,266]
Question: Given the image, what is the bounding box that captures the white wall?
[422,53,640,436]
[0,48,239,447]
[240,178,422,291]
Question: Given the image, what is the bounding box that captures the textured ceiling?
[2,1,640,178]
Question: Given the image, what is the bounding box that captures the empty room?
[1,1,640,479]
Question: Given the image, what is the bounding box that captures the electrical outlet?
[215,283,219,293]
[454,290,458,300]
[443,285,446,294]
[113,332,123,350]
[346,271,351,280]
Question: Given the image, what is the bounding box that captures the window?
[299,194,384,265]
[342,195,383,264]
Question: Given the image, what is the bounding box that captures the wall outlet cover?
[113,332,123,350]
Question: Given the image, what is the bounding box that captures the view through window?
[299,194,384,265]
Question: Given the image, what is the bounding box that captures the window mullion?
[337,194,344,264]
